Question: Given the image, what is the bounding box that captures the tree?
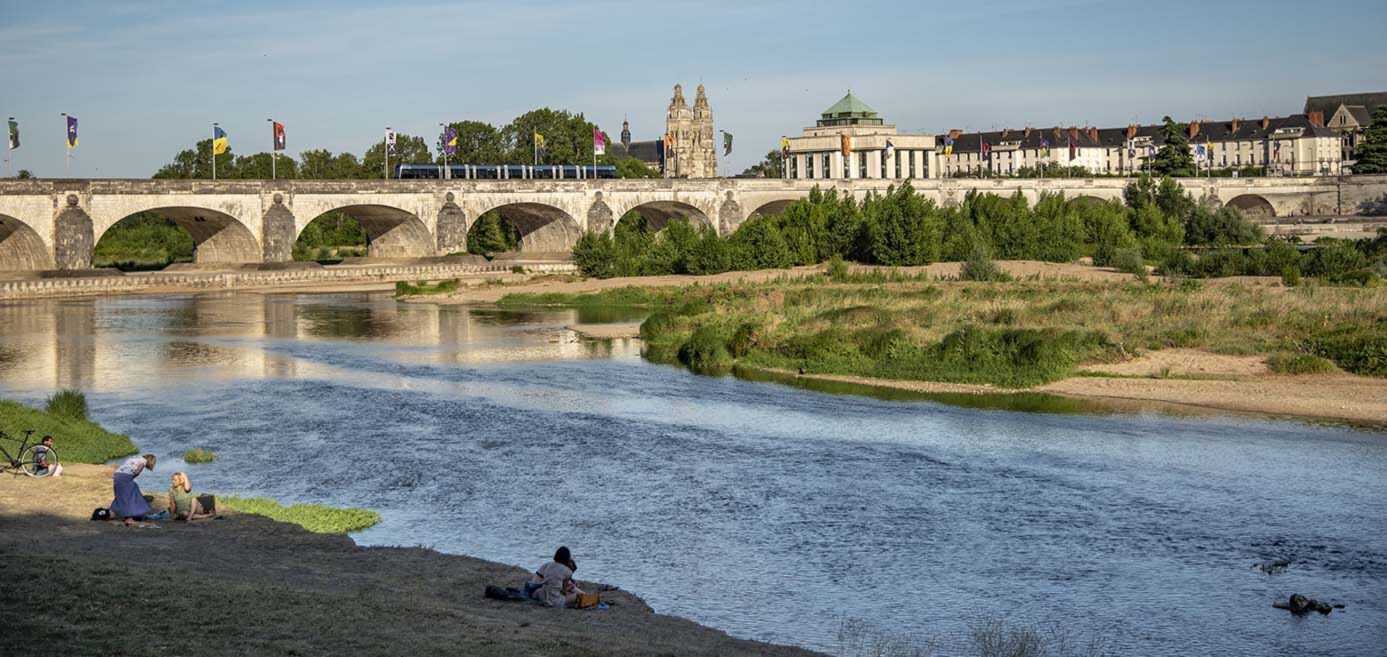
[231,152,297,180]
[600,154,660,178]
[16,169,32,179]
[364,134,432,177]
[466,211,521,256]
[502,108,601,165]
[299,149,365,179]
[1353,105,1387,174]
[1151,116,1196,177]
[739,150,784,178]
[154,139,220,179]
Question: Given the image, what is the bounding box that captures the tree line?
[573,174,1385,285]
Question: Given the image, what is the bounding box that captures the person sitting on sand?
[110,454,156,525]
[526,546,583,608]
[167,472,214,522]
[33,435,62,478]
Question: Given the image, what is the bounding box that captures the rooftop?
[818,91,883,127]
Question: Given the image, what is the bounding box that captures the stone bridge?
[1,176,1384,271]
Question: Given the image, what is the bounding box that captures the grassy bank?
[394,279,460,297]
[220,495,380,533]
[516,273,1386,388]
[0,397,138,464]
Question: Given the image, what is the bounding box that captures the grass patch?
[182,448,218,464]
[221,496,380,534]
[498,285,678,308]
[1267,352,1338,375]
[394,279,459,297]
[45,389,89,421]
[0,399,137,464]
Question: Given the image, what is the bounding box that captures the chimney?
[948,129,962,139]
[1053,127,1062,140]
[1189,121,1200,139]
[1002,128,1010,139]
[1068,126,1079,141]
[1126,124,1137,140]
[1231,117,1241,133]
[1089,127,1099,141]
[1309,111,1325,128]
[1261,116,1270,130]
[1024,126,1033,138]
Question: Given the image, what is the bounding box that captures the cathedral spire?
[670,84,688,111]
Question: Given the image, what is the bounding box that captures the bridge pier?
[262,196,296,263]
[53,195,94,270]
[435,193,468,255]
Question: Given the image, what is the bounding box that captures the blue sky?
[3,0,1384,178]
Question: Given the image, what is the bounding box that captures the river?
[1,291,1383,656]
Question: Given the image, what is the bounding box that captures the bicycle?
[0,429,61,478]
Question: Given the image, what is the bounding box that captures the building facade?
[1304,92,1386,167]
[664,84,717,178]
[939,115,1342,177]
[782,92,938,181]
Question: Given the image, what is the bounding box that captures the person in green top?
[168,472,214,521]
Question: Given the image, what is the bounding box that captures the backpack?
[90,507,111,521]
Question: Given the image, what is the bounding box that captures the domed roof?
[821,91,878,120]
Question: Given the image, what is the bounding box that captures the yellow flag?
[534,132,545,148]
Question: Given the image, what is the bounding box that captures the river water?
[1,292,1383,656]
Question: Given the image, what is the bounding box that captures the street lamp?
[439,123,450,180]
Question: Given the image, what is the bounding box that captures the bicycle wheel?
[19,445,58,478]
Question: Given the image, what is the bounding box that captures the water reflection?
[0,292,639,394]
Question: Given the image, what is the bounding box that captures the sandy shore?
[0,464,820,657]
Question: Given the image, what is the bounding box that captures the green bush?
[728,322,760,358]
[677,325,734,375]
[826,255,850,282]
[45,389,88,421]
[394,279,458,297]
[1281,265,1301,287]
[183,448,218,464]
[572,231,616,278]
[1306,325,1387,376]
[1112,247,1146,276]
[959,245,1011,282]
[1267,352,1336,375]
[639,311,678,341]
[1306,241,1370,283]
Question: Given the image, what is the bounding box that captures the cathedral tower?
[664,83,717,178]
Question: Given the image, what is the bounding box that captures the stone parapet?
[0,261,576,300]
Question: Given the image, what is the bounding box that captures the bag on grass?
[575,592,601,609]
[197,494,216,513]
[90,507,111,521]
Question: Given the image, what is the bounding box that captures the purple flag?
[442,126,458,156]
[66,115,78,148]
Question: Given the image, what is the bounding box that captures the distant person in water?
[110,454,156,525]
[167,471,214,521]
[526,546,585,608]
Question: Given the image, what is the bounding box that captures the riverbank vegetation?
[506,269,1386,387]
[93,213,195,270]
[572,176,1385,286]
[0,394,137,464]
[220,495,380,533]
[395,279,460,297]
[182,447,218,464]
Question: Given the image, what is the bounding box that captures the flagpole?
[266,118,276,180]
[212,122,218,180]
[384,126,390,180]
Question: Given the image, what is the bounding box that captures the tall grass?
[0,399,137,464]
[580,275,1387,386]
[221,496,380,533]
[45,389,88,421]
[182,448,218,464]
[394,279,459,297]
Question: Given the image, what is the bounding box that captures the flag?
[884,139,895,158]
[982,141,991,157]
[780,136,790,160]
[1040,138,1050,158]
[723,131,732,157]
[66,116,78,148]
[1068,140,1077,161]
[534,132,545,149]
[1195,143,1206,163]
[593,128,605,156]
[213,126,228,155]
[1147,144,1156,158]
[442,126,458,156]
[272,122,286,151]
[840,134,851,158]
[943,136,954,157]
[1273,141,1281,159]
[386,129,397,157]
[7,119,17,150]
[1126,140,1135,159]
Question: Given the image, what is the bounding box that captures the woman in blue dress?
[110,454,157,524]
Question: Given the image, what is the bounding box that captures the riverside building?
[781,92,939,180]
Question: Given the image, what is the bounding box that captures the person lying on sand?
[111,454,157,526]
[168,472,215,521]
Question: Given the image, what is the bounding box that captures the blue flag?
[66,115,78,148]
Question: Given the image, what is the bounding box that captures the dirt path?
[0,464,821,657]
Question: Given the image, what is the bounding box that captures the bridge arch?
[1225,194,1276,218]
[623,201,715,233]
[476,202,582,253]
[96,206,261,265]
[746,198,798,218]
[0,214,52,271]
[298,204,434,258]
[1067,195,1109,209]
